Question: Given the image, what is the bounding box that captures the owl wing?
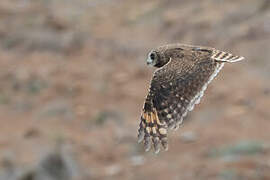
[192,46,245,62]
[138,55,225,153]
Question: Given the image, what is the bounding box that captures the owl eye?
[150,52,156,60]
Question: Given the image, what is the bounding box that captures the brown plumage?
[138,44,244,153]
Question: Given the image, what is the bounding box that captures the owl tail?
[212,50,245,63]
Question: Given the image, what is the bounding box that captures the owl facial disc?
[146,51,158,66]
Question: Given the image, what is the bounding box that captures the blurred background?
[0,0,269,179]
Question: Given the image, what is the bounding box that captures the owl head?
[146,46,184,68]
[147,50,171,68]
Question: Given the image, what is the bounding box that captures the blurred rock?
[0,144,82,180]
[30,144,80,180]
[36,152,72,180]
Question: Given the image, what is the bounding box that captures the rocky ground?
[0,0,269,180]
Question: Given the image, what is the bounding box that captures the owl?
[138,44,244,154]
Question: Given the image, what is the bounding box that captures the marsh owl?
[138,44,244,153]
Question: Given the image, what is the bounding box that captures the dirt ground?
[0,0,270,180]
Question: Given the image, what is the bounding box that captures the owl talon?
[154,147,160,154]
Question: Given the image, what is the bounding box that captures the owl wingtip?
[212,50,245,63]
[138,108,170,154]
[164,145,169,151]
[154,149,160,154]
[145,146,151,152]
[138,137,143,143]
